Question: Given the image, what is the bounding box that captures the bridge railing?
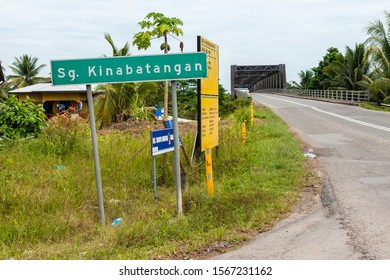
[255,89,370,103]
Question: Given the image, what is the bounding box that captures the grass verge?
[0,106,307,259]
[361,103,390,112]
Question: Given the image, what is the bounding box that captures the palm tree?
[95,82,158,128]
[363,10,390,103]
[103,33,130,57]
[95,34,158,128]
[7,54,46,88]
[324,43,369,90]
[291,70,314,90]
[132,12,184,120]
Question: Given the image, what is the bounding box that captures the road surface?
[214,93,390,260]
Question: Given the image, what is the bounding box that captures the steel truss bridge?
[230,64,286,98]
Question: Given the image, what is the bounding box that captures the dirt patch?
[99,119,198,136]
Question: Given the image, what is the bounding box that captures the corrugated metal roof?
[10,83,99,93]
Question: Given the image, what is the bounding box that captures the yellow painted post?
[250,102,254,126]
[241,122,247,144]
[205,146,214,197]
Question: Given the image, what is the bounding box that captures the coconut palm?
[7,54,46,88]
[95,33,159,127]
[103,33,130,57]
[324,43,369,90]
[133,12,184,120]
[291,70,314,90]
[95,82,158,128]
[363,10,390,102]
[360,47,390,104]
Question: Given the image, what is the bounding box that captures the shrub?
[40,112,90,157]
[0,95,47,139]
[219,96,252,117]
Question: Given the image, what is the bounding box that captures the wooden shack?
[9,83,98,117]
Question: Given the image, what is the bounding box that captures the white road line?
[258,95,390,133]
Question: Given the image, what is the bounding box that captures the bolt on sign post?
[196,36,219,196]
[51,52,207,219]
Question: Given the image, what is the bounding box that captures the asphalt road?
[213,93,390,260]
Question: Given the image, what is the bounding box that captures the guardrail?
[255,89,370,103]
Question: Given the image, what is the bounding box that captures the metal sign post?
[152,156,158,199]
[171,80,183,214]
[86,84,105,223]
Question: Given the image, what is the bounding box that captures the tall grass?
[0,106,306,259]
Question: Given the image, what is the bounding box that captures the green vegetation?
[292,10,390,104]
[324,43,369,90]
[40,112,91,158]
[94,33,159,128]
[0,95,47,139]
[360,102,390,112]
[0,106,307,259]
[0,11,311,259]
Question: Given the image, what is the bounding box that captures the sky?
[1,0,387,92]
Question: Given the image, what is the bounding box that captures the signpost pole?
[205,146,214,196]
[250,102,254,126]
[153,156,158,199]
[86,84,105,224]
[171,80,183,214]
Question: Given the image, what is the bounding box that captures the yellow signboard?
[199,36,219,96]
[201,95,219,151]
[197,36,219,152]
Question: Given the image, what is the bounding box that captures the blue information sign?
[165,120,183,146]
[151,128,176,156]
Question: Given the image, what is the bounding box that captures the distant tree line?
[290,10,390,104]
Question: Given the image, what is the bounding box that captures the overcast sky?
[1,0,387,91]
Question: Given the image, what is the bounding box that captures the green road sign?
[51,52,207,85]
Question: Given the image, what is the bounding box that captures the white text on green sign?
[51,52,207,85]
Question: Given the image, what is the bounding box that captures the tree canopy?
[7,54,47,88]
[132,12,184,120]
[293,10,390,104]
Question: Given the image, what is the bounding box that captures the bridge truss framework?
[230,64,286,97]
